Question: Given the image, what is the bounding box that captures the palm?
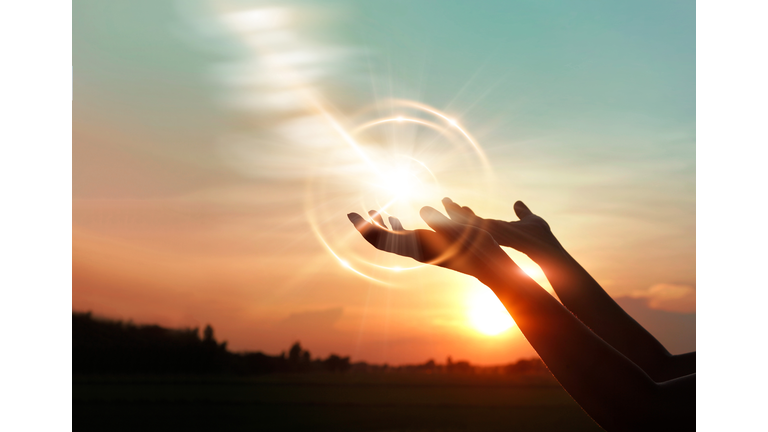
[441,198,567,262]
[347,206,512,281]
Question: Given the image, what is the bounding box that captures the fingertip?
[444,197,461,209]
[347,214,365,231]
[419,205,437,218]
[420,206,451,224]
[513,201,533,218]
[347,212,363,225]
[388,216,404,231]
[368,210,387,228]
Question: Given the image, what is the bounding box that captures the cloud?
[630,283,696,314]
[276,307,344,332]
[614,296,695,354]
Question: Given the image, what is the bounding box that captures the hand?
[347,206,514,282]
[441,198,568,263]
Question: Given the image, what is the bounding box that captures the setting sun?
[467,283,516,336]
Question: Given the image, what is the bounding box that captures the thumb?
[514,201,533,220]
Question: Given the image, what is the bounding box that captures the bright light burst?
[305,99,495,284]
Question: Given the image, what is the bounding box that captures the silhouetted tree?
[203,325,215,343]
[73,312,224,375]
[323,354,351,372]
[289,342,303,363]
[503,358,549,375]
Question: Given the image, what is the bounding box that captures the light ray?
[212,5,496,285]
[393,99,492,170]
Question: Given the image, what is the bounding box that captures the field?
[73,373,604,431]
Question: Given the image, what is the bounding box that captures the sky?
[72,0,695,365]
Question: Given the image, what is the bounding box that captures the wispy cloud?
[630,283,696,314]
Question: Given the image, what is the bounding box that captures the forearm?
[667,352,696,378]
[478,265,691,431]
[533,251,693,381]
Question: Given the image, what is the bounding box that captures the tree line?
[73,312,551,377]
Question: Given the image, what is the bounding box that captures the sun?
[371,154,440,208]
[467,283,516,336]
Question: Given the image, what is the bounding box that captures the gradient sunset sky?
[73,0,695,364]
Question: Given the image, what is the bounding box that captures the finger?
[348,212,386,247]
[420,206,462,238]
[348,212,373,233]
[514,201,533,220]
[442,197,478,224]
[368,210,388,229]
[349,213,421,260]
[389,216,405,232]
[442,197,467,222]
[442,197,457,209]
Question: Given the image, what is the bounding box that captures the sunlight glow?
[467,284,515,336]
[213,4,496,285]
[384,168,414,197]
[373,156,434,202]
[304,102,493,283]
[520,264,544,279]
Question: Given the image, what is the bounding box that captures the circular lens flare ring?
[391,99,491,171]
[305,99,494,284]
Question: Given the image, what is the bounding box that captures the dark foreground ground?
[73,373,603,432]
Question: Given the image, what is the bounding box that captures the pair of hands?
[347,197,565,282]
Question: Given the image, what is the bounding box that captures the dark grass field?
[73,373,604,431]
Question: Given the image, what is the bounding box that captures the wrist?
[477,259,528,290]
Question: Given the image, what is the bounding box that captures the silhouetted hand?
[347,206,514,283]
[441,198,567,263]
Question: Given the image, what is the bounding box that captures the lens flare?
[305,99,495,285]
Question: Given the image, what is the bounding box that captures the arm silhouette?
[348,207,694,431]
[441,198,695,382]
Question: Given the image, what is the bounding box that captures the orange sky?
[73,0,695,365]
